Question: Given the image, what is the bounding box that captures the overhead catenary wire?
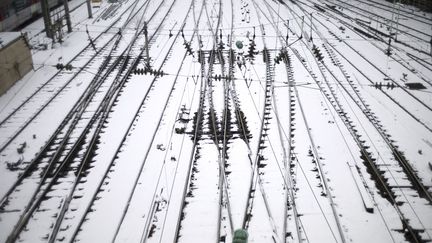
[270,0,432,241]
[1,0,431,241]
[238,54,337,243]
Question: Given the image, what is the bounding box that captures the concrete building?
[0,32,33,95]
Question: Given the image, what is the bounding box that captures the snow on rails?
[0,0,431,242]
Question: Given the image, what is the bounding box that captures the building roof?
[0,32,22,49]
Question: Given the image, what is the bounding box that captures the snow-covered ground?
[0,0,431,242]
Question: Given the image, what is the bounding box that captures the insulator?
[56,63,63,70]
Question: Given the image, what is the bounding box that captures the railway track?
[309,25,432,204]
[0,0,150,153]
[0,0,174,242]
[296,0,432,67]
[48,1,184,242]
[276,0,432,204]
[307,9,432,88]
[285,0,432,116]
[296,0,431,57]
[262,0,432,241]
[283,0,432,192]
[171,0,283,241]
[346,0,432,25]
[256,2,349,243]
[0,0,152,218]
[217,0,237,240]
[290,43,430,241]
[267,0,432,133]
[173,0,231,241]
[95,1,203,242]
[327,0,431,43]
[0,0,156,210]
[111,2,211,242]
[221,1,296,241]
[1,0,430,242]
[272,48,303,243]
[309,3,432,86]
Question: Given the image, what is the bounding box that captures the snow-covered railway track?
[270,4,428,241]
[0,32,125,207]
[255,2,349,242]
[306,3,432,90]
[269,0,432,203]
[267,0,432,188]
[0,33,114,153]
[306,6,432,88]
[253,0,429,242]
[340,0,432,25]
[265,0,432,133]
[64,2,202,243]
[317,19,432,88]
[0,0,161,206]
[0,0,152,154]
[318,38,432,133]
[44,1,185,242]
[285,3,432,197]
[274,58,303,243]
[307,9,432,89]
[173,0,230,241]
[1,0,431,242]
[290,6,432,92]
[303,27,432,204]
[229,2,297,241]
[295,0,431,56]
[202,0,239,240]
[239,48,282,239]
[258,1,432,241]
[289,45,431,242]
[320,0,431,44]
[277,51,311,243]
[99,2,213,242]
[0,0,173,242]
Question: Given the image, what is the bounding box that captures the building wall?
[0,36,33,95]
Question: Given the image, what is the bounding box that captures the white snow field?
[0,0,431,242]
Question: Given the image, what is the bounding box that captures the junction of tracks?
[0,0,431,242]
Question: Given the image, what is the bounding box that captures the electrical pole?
[63,0,72,33]
[395,0,401,41]
[386,0,396,55]
[86,0,93,18]
[144,21,150,69]
[41,0,53,38]
[309,13,313,42]
[300,16,304,39]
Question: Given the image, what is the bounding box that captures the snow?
[1,0,432,242]
[0,32,21,48]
